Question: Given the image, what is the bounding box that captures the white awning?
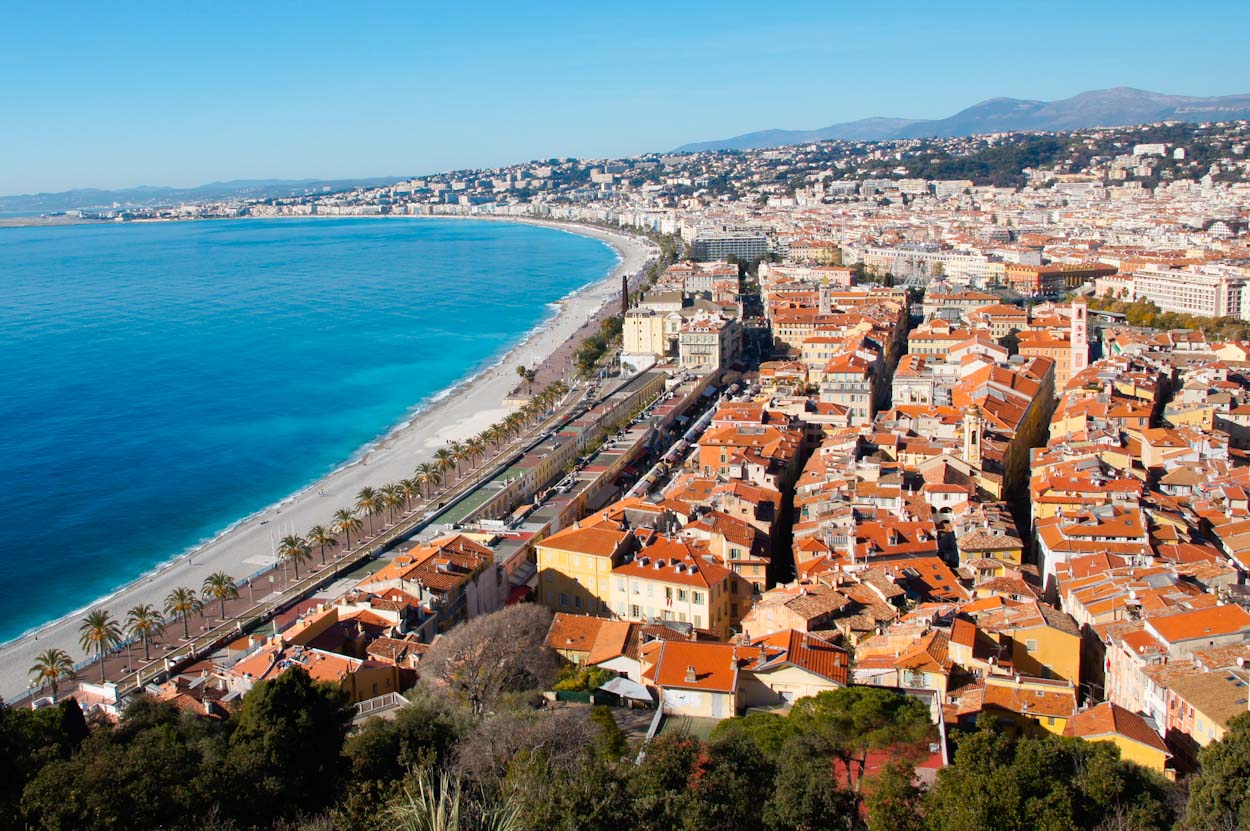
[599,676,654,702]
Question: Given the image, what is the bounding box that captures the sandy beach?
[0,217,655,701]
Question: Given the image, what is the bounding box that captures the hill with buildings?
[675,87,1250,152]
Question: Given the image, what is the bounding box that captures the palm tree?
[465,436,486,470]
[416,462,439,497]
[126,604,164,662]
[398,478,420,512]
[165,587,203,640]
[380,483,404,522]
[333,508,362,550]
[277,534,312,579]
[356,486,383,534]
[515,363,531,392]
[433,447,456,480]
[28,648,76,698]
[448,441,466,477]
[482,425,503,451]
[202,572,239,619]
[307,524,338,565]
[78,609,122,684]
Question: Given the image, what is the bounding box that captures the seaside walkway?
[15,368,625,707]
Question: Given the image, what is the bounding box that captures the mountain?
[0,176,404,214]
[674,87,1250,152]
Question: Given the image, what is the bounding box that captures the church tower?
[964,403,983,469]
[1070,300,1089,379]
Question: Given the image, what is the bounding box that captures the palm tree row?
[40,381,574,693]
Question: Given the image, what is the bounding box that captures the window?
[678,589,687,601]
[559,593,568,607]
[574,595,582,609]
[692,592,704,605]
[1025,639,1038,653]
[694,615,703,628]
[615,578,624,592]
[630,604,640,618]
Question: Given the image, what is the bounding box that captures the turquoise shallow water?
[0,217,617,642]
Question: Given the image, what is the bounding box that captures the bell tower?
[1071,300,1089,378]
[964,403,983,469]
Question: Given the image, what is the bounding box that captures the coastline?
[0,216,655,701]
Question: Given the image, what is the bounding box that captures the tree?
[516,364,532,393]
[223,666,354,826]
[448,441,466,477]
[419,605,556,714]
[201,571,239,619]
[416,462,440,496]
[684,732,774,831]
[164,586,202,640]
[307,524,338,565]
[628,734,700,831]
[398,478,420,512]
[1184,711,1250,830]
[277,534,312,579]
[78,609,122,683]
[344,689,466,785]
[465,436,487,470]
[433,448,456,481]
[789,685,931,796]
[20,713,208,830]
[355,487,383,534]
[125,603,164,661]
[380,483,405,522]
[28,649,76,699]
[925,723,1176,831]
[764,733,858,831]
[866,760,925,831]
[589,706,628,762]
[334,508,363,550]
[709,710,795,762]
[0,700,89,825]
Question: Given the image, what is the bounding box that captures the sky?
[2,1,1248,195]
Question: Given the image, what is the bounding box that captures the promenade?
[1,221,657,702]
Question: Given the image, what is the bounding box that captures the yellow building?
[1064,702,1171,773]
[623,308,667,356]
[980,675,1077,737]
[610,536,747,639]
[536,523,634,615]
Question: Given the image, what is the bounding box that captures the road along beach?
[0,218,655,701]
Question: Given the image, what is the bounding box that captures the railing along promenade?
[9,378,610,709]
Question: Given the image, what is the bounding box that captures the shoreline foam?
[0,215,652,699]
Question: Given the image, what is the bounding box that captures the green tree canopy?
[1184,711,1250,831]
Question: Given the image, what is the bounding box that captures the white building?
[1130,265,1249,320]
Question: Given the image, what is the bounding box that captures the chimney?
[685,665,697,684]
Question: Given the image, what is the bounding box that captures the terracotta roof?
[752,629,850,685]
[1145,605,1250,645]
[1063,703,1168,754]
[545,613,606,653]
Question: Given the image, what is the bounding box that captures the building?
[1063,702,1171,773]
[691,230,771,262]
[1130,265,1248,319]
[678,314,742,371]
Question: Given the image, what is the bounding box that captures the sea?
[0,216,618,643]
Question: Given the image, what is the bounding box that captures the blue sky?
[3,1,1248,194]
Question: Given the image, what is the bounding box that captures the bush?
[552,665,615,692]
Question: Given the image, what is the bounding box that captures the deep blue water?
[0,217,617,641]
